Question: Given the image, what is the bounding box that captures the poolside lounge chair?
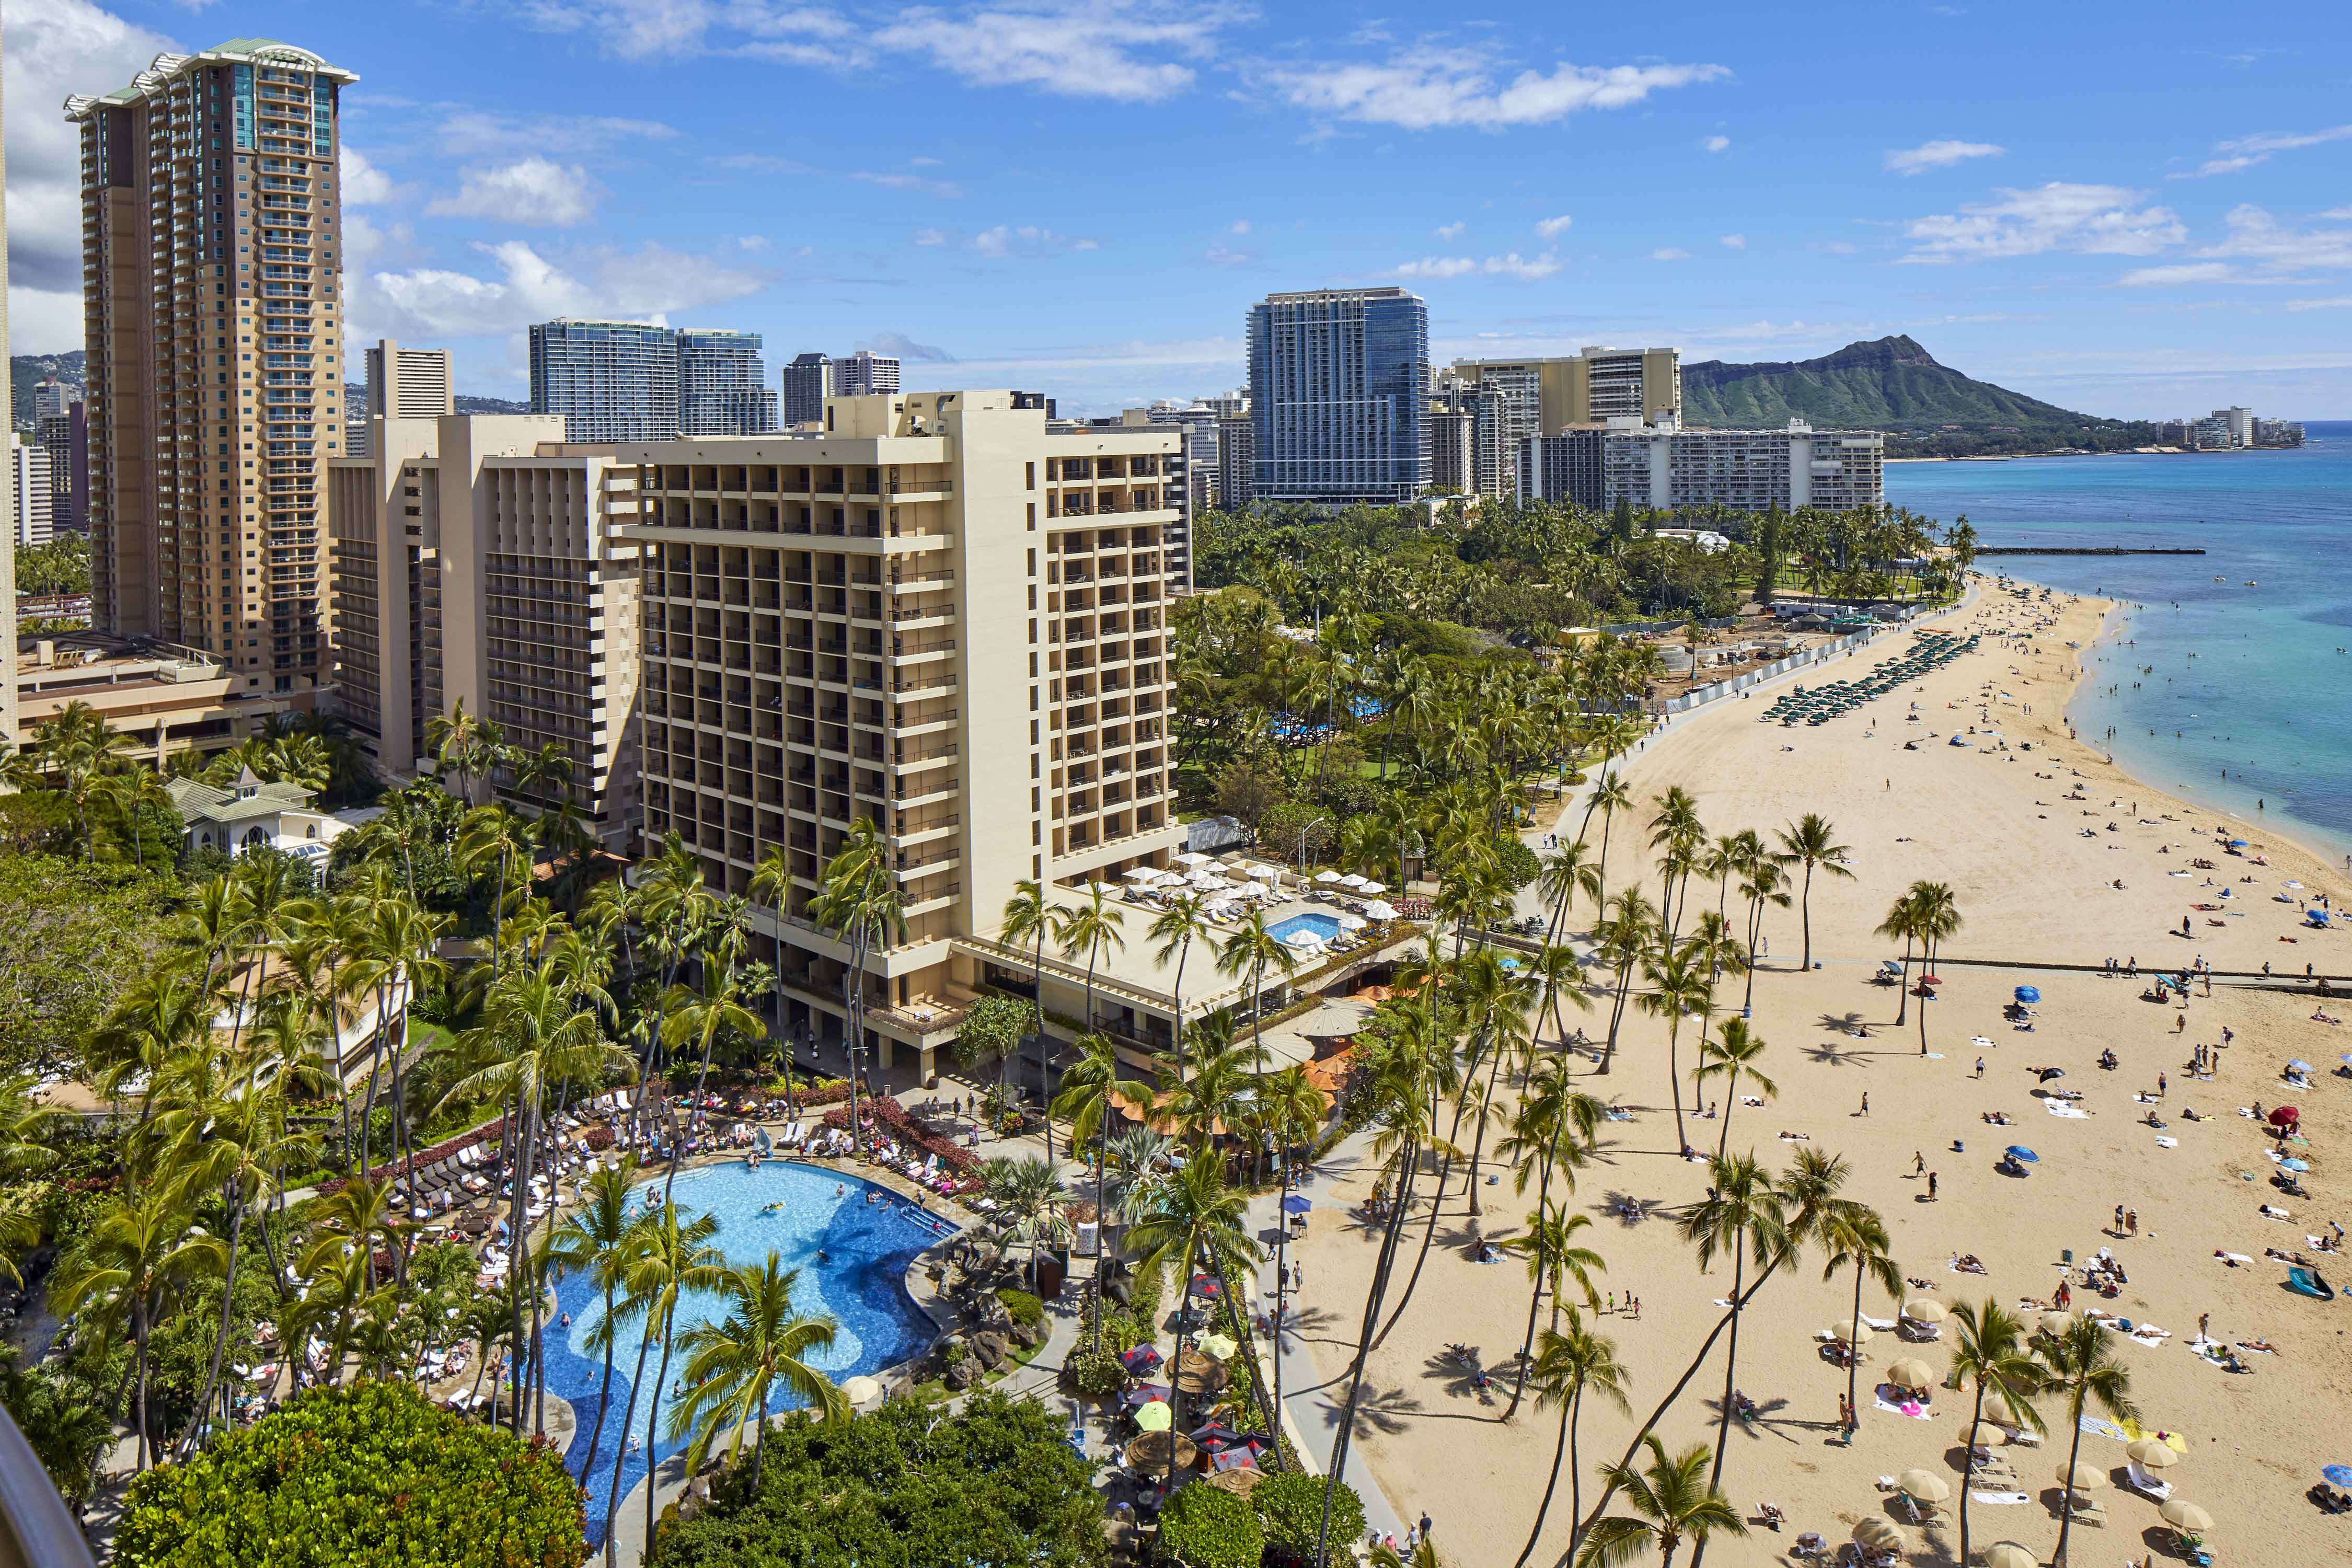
[2124,1461,2172,1500]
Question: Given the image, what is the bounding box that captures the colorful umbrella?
[2005,1145,2039,1162]
[1133,1399,1173,1433]
[2269,1106,2300,1127]
[2014,985,2042,1003]
[1281,1194,1313,1214]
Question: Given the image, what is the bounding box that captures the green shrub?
[997,1287,1044,1328]
[1063,1346,1127,1400]
[650,1391,1103,1567]
[113,1379,586,1568]
[1159,1482,1264,1568]
[1254,1472,1365,1559]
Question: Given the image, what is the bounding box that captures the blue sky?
[11,1,2352,417]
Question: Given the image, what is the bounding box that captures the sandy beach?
[1294,584,2349,1566]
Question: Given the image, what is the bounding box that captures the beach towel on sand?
[1967,1491,2030,1506]
[2079,1415,2130,1443]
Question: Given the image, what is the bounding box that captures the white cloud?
[1258,49,1728,130]
[438,109,679,156]
[1703,134,1730,153]
[852,169,964,198]
[969,223,1096,260]
[1204,244,1258,267]
[913,227,948,246]
[973,225,1012,259]
[2178,123,2352,178]
[1394,251,1562,281]
[874,2,1241,102]
[2117,262,2234,287]
[2321,206,2352,221]
[1883,139,2004,176]
[5,0,176,347]
[1533,214,1574,239]
[1434,221,1466,240]
[360,238,771,341]
[1651,247,1690,261]
[1902,182,2185,262]
[506,0,861,63]
[2283,295,2352,311]
[2196,203,2352,272]
[1720,233,1746,249]
[340,146,400,206]
[426,157,606,227]
[861,330,954,362]
[1230,220,1252,235]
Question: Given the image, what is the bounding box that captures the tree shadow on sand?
[1698,1392,1805,1444]
[1590,1189,1667,1228]
[1805,1037,1886,1068]
[1309,1381,1425,1440]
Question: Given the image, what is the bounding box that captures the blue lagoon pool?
[545,1159,952,1543]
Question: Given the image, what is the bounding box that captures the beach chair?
[2124,1461,2172,1500]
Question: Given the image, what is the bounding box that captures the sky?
[9,1,2352,419]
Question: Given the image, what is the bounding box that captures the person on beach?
[1859,1092,1870,1117]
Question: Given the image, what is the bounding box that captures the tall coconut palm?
[455,805,536,975]
[1771,814,1854,973]
[665,1253,847,1490]
[1732,856,1791,1016]
[1051,1033,1152,1352]
[1214,907,1290,1062]
[1148,894,1221,1075]
[1637,944,1714,1159]
[748,846,800,1112]
[2035,1315,2138,1567]
[1908,882,1962,1056]
[1593,889,1657,1078]
[541,1158,648,1485]
[1055,884,1128,1045]
[1818,1203,1901,1435]
[1679,1153,1786,1519]
[602,1204,725,1565]
[810,818,902,1165]
[1000,879,1057,1155]
[51,1191,225,1471]
[1877,886,1926,1028]
[1496,1057,1602,1417]
[1692,1020,1775,1162]
[1951,1298,2045,1566]
[1516,1311,1630,1568]
[1578,1436,1746,1568]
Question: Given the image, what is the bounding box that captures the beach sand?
[1294,585,2349,1566]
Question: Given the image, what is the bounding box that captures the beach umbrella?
[1358,881,1387,895]
[1124,1431,1200,1472]
[1981,1544,2039,1568]
[1852,1518,1904,1550]
[2321,1464,2352,1488]
[2269,1106,2300,1128]
[1886,1357,1937,1390]
[2288,1060,2312,1074]
[2127,1439,2180,1470]
[1195,1332,1238,1362]
[1133,1399,1173,1432]
[2228,839,2247,848]
[1821,1324,1866,1344]
[2055,1461,2106,1492]
[1337,913,1367,931]
[2282,1157,2310,1172]
[2005,1145,2039,1163]
[1958,1419,2012,1448]
[1247,864,1279,881]
[2014,985,2042,1003]
[2159,1500,2211,1531]
[841,1375,883,1406]
[1897,1469,1951,1504]
[1282,1194,1313,1214]
[1190,1274,1224,1298]
[1177,852,1213,867]
[2039,1311,2074,1337]
[1903,1299,1947,1323]
[2035,1067,2066,1082]
[1363,901,1400,921]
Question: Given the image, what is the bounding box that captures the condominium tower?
[624,389,1185,1080]
[530,320,681,443]
[676,329,778,437]
[1530,419,1884,514]
[1447,348,1682,498]
[834,350,900,399]
[1247,287,1429,504]
[9,436,52,547]
[328,414,643,845]
[67,38,356,696]
[364,339,455,419]
[781,353,832,428]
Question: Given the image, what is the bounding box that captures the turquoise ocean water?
[1886,421,2352,868]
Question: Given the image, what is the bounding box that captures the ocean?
[1886,421,2352,869]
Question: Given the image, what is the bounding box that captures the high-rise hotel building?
[1246,287,1430,505]
[67,39,355,696]
[623,390,1185,1079]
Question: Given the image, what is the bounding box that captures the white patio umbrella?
[1337,914,1367,931]
[1177,852,1213,867]
[1315,870,1344,884]
[1339,874,1369,888]
[1088,882,1121,898]
[1123,867,1161,882]
[1247,864,1280,881]
[1363,901,1400,921]
[1358,881,1388,895]
[1154,871,1189,887]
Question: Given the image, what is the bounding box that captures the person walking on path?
[1859,1092,1870,1117]
[1928,1172,1939,1202]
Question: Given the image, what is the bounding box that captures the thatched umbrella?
[1124,1431,1201,1472]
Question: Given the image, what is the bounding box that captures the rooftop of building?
[65,38,356,116]
[167,769,314,826]
[15,633,227,691]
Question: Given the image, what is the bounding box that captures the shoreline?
[1887,446,2301,464]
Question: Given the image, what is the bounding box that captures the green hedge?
[1159,1482,1264,1568]
[1254,1472,1366,1560]
[997,1288,1044,1329]
[113,1380,586,1568]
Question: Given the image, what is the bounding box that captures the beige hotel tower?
[624,390,1186,1082]
[67,39,354,698]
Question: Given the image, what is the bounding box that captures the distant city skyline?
[9,3,2352,419]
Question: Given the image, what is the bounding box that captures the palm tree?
[1578,1436,1747,1568]
[1732,856,1790,1015]
[50,1191,225,1471]
[1771,814,1853,973]
[1216,908,1296,1065]
[977,1154,1073,1288]
[811,817,902,1167]
[1516,1311,1630,1568]
[1638,944,1714,1159]
[1496,1058,1602,1417]
[666,1253,847,1489]
[1679,1153,1786,1521]
[1692,1020,1775,1162]
[748,846,799,1112]
[1908,882,1962,1055]
[1148,894,1220,1075]
[1125,1155,1259,1494]
[1051,1032,1151,1351]
[541,1158,647,1486]
[1951,1299,2045,1566]
[1055,885,1128,1045]
[1818,1204,1901,1434]
[455,805,536,975]
[1592,889,1657,1077]
[1579,769,1634,904]
[2036,1315,2138,1567]
[1000,879,1057,1157]
[1877,887,1925,1028]
[603,1203,726,1565]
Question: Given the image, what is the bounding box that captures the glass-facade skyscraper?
[1247,287,1430,504]
[676,329,777,436]
[529,320,682,443]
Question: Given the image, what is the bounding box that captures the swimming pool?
[544,1160,953,1544]
[1267,912,1342,945]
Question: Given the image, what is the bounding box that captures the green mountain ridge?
[1682,336,2156,457]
